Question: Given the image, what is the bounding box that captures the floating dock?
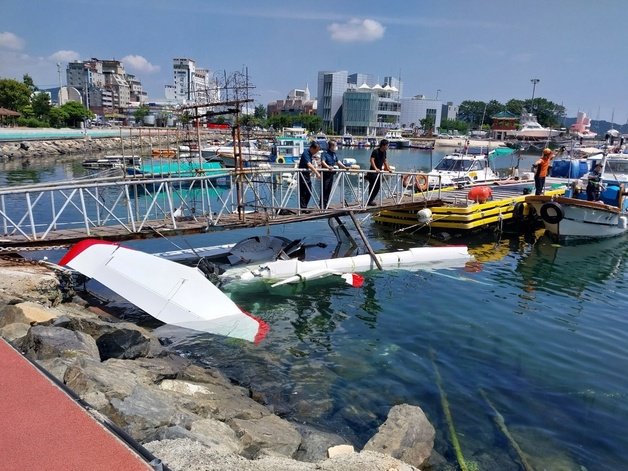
[374,182,566,230]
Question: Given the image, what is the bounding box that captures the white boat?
[200,140,270,167]
[507,113,562,140]
[270,132,308,165]
[82,155,142,169]
[383,129,411,148]
[426,152,500,187]
[59,239,269,342]
[526,194,628,241]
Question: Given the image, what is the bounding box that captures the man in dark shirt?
[298,141,321,209]
[367,139,392,205]
[320,140,348,208]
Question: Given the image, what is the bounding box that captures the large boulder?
[0,301,62,327]
[229,414,302,459]
[363,404,435,469]
[0,261,63,305]
[17,325,100,362]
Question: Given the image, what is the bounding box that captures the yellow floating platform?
[374,184,566,230]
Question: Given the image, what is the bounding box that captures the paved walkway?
[0,338,154,471]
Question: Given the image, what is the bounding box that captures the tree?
[60,101,92,127]
[31,92,52,120]
[133,104,150,124]
[48,107,68,128]
[23,74,37,92]
[457,100,487,126]
[420,117,435,133]
[254,104,266,120]
[0,78,32,112]
[440,118,469,134]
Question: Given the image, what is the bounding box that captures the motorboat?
[200,140,270,167]
[126,159,229,179]
[82,155,142,169]
[507,113,562,140]
[426,151,500,187]
[383,129,411,148]
[270,132,308,165]
[526,155,628,241]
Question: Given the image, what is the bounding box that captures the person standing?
[298,141,321,210]
[533,148,554,195]
[366,139,392,205]
[586,163,603,201]
[320,140,348,208]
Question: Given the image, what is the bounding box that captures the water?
[3,147,627,470]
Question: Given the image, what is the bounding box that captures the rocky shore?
[0,258,438,470]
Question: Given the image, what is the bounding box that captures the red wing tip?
[241,309,269,344]
[59,239,118,266]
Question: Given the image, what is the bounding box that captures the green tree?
[133,104,150,124]
[48,107,68,128]
[60,101,92,127]
[0,78,32,112]
[420,116,435,133]
[439,119,469,134]
[23,74,37,92]
[457,100,487,126]
[31,92,52,120]
[254,104,266,120]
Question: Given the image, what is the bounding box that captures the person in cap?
[319,140,348,209]
[533,148,555,195]
[366,139,393,205]
[586,162,604,201]
[298,141,321,210]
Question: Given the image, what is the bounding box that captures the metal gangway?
[0,167,441,247]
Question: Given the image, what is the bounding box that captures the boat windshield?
[435,158,474,172]
[606,160,628,175]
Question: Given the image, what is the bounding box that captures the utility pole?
[530,78,540,112]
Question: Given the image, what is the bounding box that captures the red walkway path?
[0,338,154,471]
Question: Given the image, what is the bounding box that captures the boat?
[383,129,411,148]
[526,194,628,241]
[59,239,269,343]
[126,159,229,179]
[507,113,562,140]
[340,133,355,147]
[526,155,628,240]
[426,151,501,188]
[269,128,309,165]
[82,155,142,169]
[200,140,270,167]
[150,148,177,157]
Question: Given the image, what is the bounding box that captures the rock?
[0,262,63,305]
[327,444,354,458]
[0,301,61,327]
[96,328,151,360]
[0,322,30,341]
[293,423,349,463]
[229,414,302,459]
[190,418,243,454]
[17,325,100,362]
[363,404,435,469]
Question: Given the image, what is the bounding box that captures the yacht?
[507,113,562,140]
[427,151,500,188]
[383,129,411,148]
[200,140,270,167]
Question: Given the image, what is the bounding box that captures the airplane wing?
[59,239,268,343]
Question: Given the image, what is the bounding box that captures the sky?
[1,0,626,123]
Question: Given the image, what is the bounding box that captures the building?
[317,70,402,135]
[168,58,219,105]
[490,110,518,140]
[266,86,317,116]
[66,58,146,116]
[400,95,443,133]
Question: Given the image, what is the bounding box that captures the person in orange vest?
[532,148,555,195]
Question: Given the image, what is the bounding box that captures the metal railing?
[0,167,439,244]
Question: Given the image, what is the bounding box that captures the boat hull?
[526,195,628,241]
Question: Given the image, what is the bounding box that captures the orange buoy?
[467,186,492,203]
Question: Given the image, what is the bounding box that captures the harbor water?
[2,146,627,470]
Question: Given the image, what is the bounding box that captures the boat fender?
[415,173,429,192]
[276,156,286,164]
[540,201,564,224]
[417,208,433,224]
[513,201,526,221]
[618,216,628,230]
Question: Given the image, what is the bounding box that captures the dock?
[0,338,157,470]
[374,181,566,230]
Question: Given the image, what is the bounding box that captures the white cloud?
[49,50,80,62]
[122,55,160,73]
[0,32,25,50]
[328,18,385,43]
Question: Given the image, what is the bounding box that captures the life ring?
[276,156,286,164]
[415,173,429,191]
[540,201,564,224]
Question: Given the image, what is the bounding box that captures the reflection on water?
[5,151,628,470]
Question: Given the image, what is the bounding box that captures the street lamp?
[530,78,540,111]
[436,89,441,100]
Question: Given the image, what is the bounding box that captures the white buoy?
[417,208,433,224]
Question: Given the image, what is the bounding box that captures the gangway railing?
[0,167,440,245]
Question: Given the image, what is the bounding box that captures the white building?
[170,58,219,104]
